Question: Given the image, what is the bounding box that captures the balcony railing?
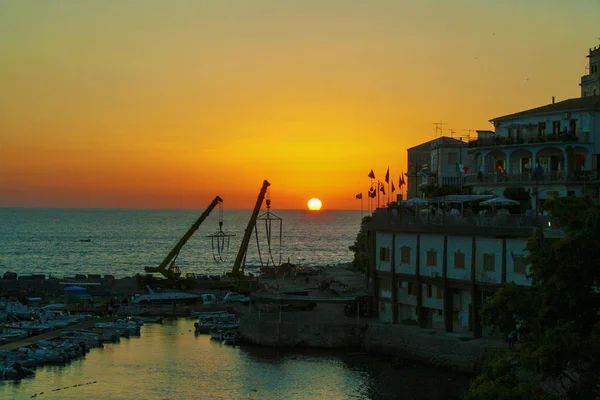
[370,212,561,236]
[468,132,590,149]
[464,170,599,185]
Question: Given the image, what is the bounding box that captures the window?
[538,122,546,136]
[436,285,444,299]
[379,247,390,261]
[427,284,433,298]
[448,152,458,164]
[552,121,561,135]
[483,253,495,272]
[426,249,437,266]
[408,282,417,295]
[513,255,526,274]
[400,246,411,264]
[454,251,465,269]
[378,278,391,291]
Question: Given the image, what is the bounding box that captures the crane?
[144,196,223,280]
[229,180,270,278]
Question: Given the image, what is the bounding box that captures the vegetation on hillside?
[466,196,600,399]
[348,215,371,274]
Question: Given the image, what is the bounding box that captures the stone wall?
[363,323,503,373]
[240,315,365,348]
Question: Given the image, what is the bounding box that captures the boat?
[222,330,242,345]
[131,286,201,305]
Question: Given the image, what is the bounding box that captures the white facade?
[371,220,534,336]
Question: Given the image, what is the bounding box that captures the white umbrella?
[402,198,429,206]
[480,197,519,206]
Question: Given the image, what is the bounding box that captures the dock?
[0,317,112,352]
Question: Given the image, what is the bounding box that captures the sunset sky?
[1,1,598,210]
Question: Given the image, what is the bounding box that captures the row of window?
[380,281,499,305]
[379,247,527,274]
[378,278,444,299]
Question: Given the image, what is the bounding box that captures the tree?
[349,216,371,274]
[467,196,600,399]
[503,186,531,213]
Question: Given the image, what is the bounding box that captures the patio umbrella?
[402,198,429,206]
[480,197,519,206]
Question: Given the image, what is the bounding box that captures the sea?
[0,208,473,399]
[1,320,472,400]
[0,208,364,278]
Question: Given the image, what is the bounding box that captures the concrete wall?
[419,234,444,279]
[505,238,532,286]
[363,323,500,373]
[475,237,502,284]
[376,232,392,272]
[447,235,472,281]
[395,233,417,275]
[240,315,365,348]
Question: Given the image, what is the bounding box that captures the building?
[406,137,470,199]
[366,209,560,338]
[366,46,596,338]
[581,45,600,97]
[465,47,600,211]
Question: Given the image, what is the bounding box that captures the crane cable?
[254,187,282,267]
[209,201,232,262]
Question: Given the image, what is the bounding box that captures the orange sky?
[1,1,598,210]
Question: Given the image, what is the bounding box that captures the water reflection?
[1,318,470,399]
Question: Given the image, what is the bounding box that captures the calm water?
[0,319,471,400]
[0,208,363,278]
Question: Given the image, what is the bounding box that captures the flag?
[368,188,377,198]
[379,183,386,195]
[385,167,389,184]
[368,169,375,179]
[391,182,396,193]
[495,161,506,174]
[355,193,362,200]
[457,164,469,174]
[399,173,405,187]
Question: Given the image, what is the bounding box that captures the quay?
[0,317,112,351]
[0,266,505,374]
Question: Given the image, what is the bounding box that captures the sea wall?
[240,315,365,348]
[363,323,501,373]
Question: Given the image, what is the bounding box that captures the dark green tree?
[503,186,531,213]
[467,196,600,399]
[349,215,371,274]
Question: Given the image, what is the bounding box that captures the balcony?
[464,170,599,185]
[468,132,590,149]
[370,211,561,237]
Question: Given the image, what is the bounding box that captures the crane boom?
[230,180,270,277]
[144,196,223,279]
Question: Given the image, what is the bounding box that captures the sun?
[307,198,322,211]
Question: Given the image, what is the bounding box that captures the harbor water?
[0,208,363,278]
[0,319,471,399]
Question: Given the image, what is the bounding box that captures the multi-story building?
[367,212,556,338]
[406,137,470,199]
[367,46,596,338]
[581,45,600,97]
[464,47,600,211]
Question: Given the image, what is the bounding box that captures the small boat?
[222,330,242,345]
[128,316,163,324]
[131,286,201,305]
